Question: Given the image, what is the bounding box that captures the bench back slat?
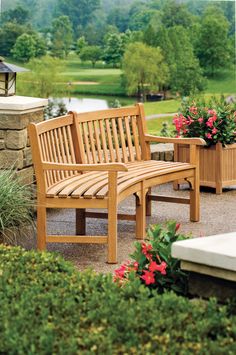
[74,104,147,164]
[29,114,79,190]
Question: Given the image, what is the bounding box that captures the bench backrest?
[28,103,151,191]
[74,103,150,164]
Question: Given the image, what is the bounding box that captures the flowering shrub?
[173,96,236,146]
[114,221,189,295]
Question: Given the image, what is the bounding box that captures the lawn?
[146,116,174,135]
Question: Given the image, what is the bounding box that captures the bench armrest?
[42,162,128,172]
[144,134,206,146]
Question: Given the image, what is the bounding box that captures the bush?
[114,221,189,295]
[0,169,33,242]
[0,245,236,354]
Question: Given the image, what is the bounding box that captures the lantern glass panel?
[0,73,6,95]
[7,73,16,95]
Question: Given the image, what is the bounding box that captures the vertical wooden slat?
[131,116,141,161]
[62,126,73,177]
[105,119,115,162]
[49,130,61,182]
[82,122,92,164]
[66,125,76,164]
[111,118,121,162]
[53,129,65,180]
[99,119,109,163]
[124,116,134,162]
[118,117,128,163]
[93,120,103,163]
[58,127,68,178]
[88,121,97,163]
[136,103,151,160]
[39,134,50,188]
[45,131,57,184]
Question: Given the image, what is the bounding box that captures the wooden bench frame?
[28,103,205,263]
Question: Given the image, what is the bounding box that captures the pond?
[62,97,109,112]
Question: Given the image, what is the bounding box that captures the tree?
[168,26,205,96]
[56,0,100,32]
[51,16,73,58]
[27,56,65,98]
[197,6,231,76]
[11,33,36,62]
[122,42,169,99]
[161,0,194,28]
[103,33,123,67]
[2,5,29,25]
[75,36,88,56]
[0,22,26,56]
[80,46,102,67]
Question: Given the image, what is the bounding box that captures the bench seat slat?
[46,161,193,199]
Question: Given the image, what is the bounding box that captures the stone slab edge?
[172,232,236,272]
[0,96,48,113]
[181,261,236,282]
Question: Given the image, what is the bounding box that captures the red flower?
[155,261,167,275]
[149,261,160,272]
[141,270,155,285]
[189,106,198,115]
[175,223,181,232]
[198,117,203,124]
[206,133,212,139]
[206,119,213,128]
[212,127,218,134]
[114,264,127,279]
[141,242,152,257]
[208,109,217,115]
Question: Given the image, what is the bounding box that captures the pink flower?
[189,106,198,114]
[205,133,212,139]
[208,109,217,115]
[206,119,213,128]
[175,223,181,232]
[212,127,218,134]
[141,270,155,285]
[133,261,139,270]
[198,117,203,124]
[114,264,127,279]
[149,261,160,272]
[141,242,152,257]
[155,261,167,275]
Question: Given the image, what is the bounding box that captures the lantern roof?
[0,59,29,73]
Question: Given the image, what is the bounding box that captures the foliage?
[114,221,189,295]
[0,22,26,57]
[11,32,46,62]
[51,16,73,58]
[122,42,169,98]
[160,121,174,137]
[26,56,65,98]
[103,32,125,67]
[1,4,30,25]
[75,36,87,55]
[173,96,236,146]
[0,169,33,242]
[56,0,100,32]
[197,5,231,77]
[1,245,236,353]
[79,46,103,68]
[168,25,206,96]
[44,99,67,120]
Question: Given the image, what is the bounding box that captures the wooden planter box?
[174,142,236,194]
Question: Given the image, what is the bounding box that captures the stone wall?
[0,96,48,184]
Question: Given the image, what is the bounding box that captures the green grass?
[143,100,180,116]
[146,116,174,135]
[206,68,236,95]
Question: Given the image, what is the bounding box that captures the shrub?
[114,221,189,295]
[0,169,33,242]
[173,96,236,146]
[0,245,236,354]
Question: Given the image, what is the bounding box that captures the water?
[61,97,109,113]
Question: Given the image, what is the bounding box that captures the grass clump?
[0,245,236,354]
[0,169,34,242]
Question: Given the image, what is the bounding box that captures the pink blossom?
[141,242,152,257]
[198,117,203,124]
[212,127,218,134]
[154,261,167,275]
[208,109,217,115]
[206,119,213,128]
[141,270,155,285]
[189,106,198,115]
[149,261,160,272]
[205,133,212,139]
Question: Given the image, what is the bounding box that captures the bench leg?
[135,185,146,239]
[76,209,86,235]
[37,205,46,250]
[190,170,200,222]
[146,187,152,216]
[107,172,118,264]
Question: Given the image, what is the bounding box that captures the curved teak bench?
[28,103,205,263]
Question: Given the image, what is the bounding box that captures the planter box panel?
[175,143,236,194]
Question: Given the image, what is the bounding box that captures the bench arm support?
[144,134,206,146]
[42,162,128,172]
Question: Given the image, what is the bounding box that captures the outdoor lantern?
[0,58,29,96]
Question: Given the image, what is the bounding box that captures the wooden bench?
[28,103,205,263]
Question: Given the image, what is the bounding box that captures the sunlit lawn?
[146,116,174,135]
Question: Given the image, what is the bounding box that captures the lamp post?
[0,58,29,96]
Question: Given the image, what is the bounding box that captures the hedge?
[0,245,236,354]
